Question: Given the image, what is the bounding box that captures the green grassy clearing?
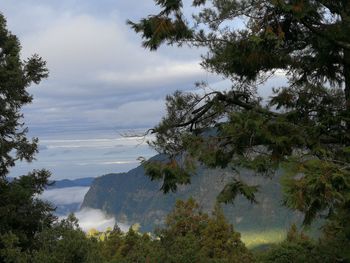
[241,229,287,249]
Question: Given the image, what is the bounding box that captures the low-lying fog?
[41,185,129,232]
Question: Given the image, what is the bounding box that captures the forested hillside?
[82,155,303,233]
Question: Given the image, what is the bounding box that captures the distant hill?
[81,155,304,233]
[7,177,95,189]
[47,177,95,189]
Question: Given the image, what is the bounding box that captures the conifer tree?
[157,199,252,262]
[0,13,54,258]
[129,0,350,245]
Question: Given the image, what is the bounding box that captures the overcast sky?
[0,0,221,179]
[2,1,285,179]
[1,0,214,136]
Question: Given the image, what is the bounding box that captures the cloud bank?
[41,185,129,232]
[73,208,129,232]
[41,186,90,205]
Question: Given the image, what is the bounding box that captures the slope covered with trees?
[82,157,304,234]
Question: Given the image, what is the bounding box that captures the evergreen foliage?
[85,199,340,262]
[129,1,350,256]
[0,13,55,261]
[256,224,337,263]
[97,199,252,263]
[0,171,55,252]
[32,215,102,263]
[0,13,48,178]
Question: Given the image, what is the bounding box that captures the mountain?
[81,155,304,233]
[7,177,95,189]
[47,177,95,189]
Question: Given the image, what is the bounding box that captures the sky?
[2,1,286,180]
[0,0,220,179]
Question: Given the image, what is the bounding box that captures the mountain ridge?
[48,177,95,189]
[81,155,304,232]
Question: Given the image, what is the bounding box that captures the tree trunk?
[342,2,350,111]
[344,49,350,111]
[344,49,350,134]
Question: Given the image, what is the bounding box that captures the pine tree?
[156,199,252,262]
[0,13,53,259]
[129,0,350,252]
[0,13,48,178]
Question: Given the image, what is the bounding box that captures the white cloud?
[97,61,204,87]
[22,15,122,79]
[83,99,166,128]
[21,13,205,91]
[72,208,129,232]
[41,186,90,205]
[40,185,129,232]
[40,135,150,149]
[14,11,209,138]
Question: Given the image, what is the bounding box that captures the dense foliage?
[127,0,350,261]
[64,199,342,263]
[92,199,253,263]
[0,14,48,178]
[129,1,350,260]
[0,12,56,262]
[256,225,330,263]
[32,215,102,263]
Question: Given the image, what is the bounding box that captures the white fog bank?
[41,185,130,232]
[41,186,90,205]
[68,208,130,232]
